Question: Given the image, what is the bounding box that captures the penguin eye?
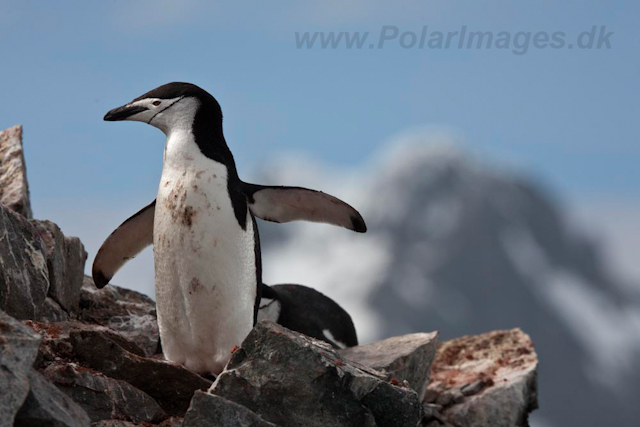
[152,101,161,106]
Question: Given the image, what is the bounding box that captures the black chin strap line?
[148,96,185,125]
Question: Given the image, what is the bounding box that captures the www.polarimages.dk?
[295,25,613,55]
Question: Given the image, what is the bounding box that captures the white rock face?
[0,125,32,218]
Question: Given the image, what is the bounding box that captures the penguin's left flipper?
[241,182,367,233]
[92,200,156,288]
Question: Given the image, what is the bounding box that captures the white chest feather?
[153,129,256,374]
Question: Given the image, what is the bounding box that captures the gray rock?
[31,220,87,313]
[0,205,49,320]
[427,328,538,427]
[184,392,276,427]
[0,125,32,218]
[14,369,91,427]
[38,297,71,322]
[27,320,147,368]
[0,310,42,425]
[79,277,159,357]
[44,362,167,424]
[210,321,422,427]
[339,331,438,399]
[460,380,485,396]
[105,313,159,358]
[69,328,211,417]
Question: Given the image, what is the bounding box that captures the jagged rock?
[14,369,91,427]
[31,220,87,313]
[0,125,32,218]
[44,362,167,424]
[425,329,538,427]
[38,297,71,322]
[184,392,276,427]
[339,331,438,399]
[209,321,422,427]
[70,328,212,417]
[26,320,147,369]
[27,318,207,419]
[79,277,159,356]
[105,313,159,357]
[0,205,49,320]
[0,196,86,320]
[0,310,42,424]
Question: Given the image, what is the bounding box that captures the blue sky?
[0,0,638,290]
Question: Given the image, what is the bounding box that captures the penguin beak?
[104,104,148,121]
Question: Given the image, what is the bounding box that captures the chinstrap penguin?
[258,283,358,349]
[93,82,366,375]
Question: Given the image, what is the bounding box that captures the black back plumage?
[263,284,359,348]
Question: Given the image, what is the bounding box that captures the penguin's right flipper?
[241,182,367,233]
[92,200,156,288]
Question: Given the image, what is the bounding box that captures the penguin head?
[104,82,222,134]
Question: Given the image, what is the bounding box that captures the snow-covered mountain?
[257,132,640,427]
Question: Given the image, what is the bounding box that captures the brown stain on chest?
[182,206,197,228]
[163,174,200,229]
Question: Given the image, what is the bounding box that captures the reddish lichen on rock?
[425,328,539,427]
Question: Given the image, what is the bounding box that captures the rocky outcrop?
[0,309,90,426]
[183,392,276,427]
[0,205,49,320]
[0,205,86,322]
[3,273,540,426]
[423,329,538,427]
[26,294,212,420]
[207,321,424,427]
[69,327,212,417]
[339,331,439,400]
[0,310,42,423]
[44,362,167,423]
[78,276,160,357]
[0,125,86,322]
[0,125,539,425]
[0,125,32,218]
[0,219,540,427]
[14,369,91,427]
[32,220,87,313]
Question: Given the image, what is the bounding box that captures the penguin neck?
[164,103,239,182]
[161,102,250,231]
[195,102,239,182]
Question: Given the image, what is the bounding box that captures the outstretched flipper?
[241,182,367,233]
[92,201,156,288]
